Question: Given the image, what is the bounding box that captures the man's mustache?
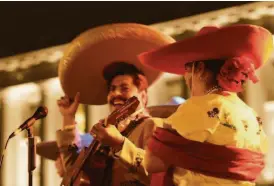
[110,96,128,105]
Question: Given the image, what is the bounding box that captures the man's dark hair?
[103,61,147,91]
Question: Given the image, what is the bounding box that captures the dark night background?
[0,1,250,58]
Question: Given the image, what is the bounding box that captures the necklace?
[206,85,222,95]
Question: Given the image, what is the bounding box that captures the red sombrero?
[58,23,175,105]
[138,24,273,75]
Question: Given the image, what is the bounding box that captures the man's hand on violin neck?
[90,122,125,150]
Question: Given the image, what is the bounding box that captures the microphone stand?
[27,127,36,186]
[1,106,47,186]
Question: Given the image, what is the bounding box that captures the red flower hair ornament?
[217,56,258,92]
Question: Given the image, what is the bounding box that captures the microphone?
[9,106,48,138]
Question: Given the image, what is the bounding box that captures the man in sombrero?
[55,23,174,186]
[138,24,273,186]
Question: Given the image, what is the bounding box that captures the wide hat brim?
[138,24,273,75]
[147,105,179,118]
[58,23,175,105]
[36,141,59,161]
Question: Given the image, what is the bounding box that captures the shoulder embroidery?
[207,107,237,131]
[256,117,263,126]
[128,152,143,174]
[242,120,248,131]
[256,117,263,135]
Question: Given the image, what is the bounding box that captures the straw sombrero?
[58,23,175,105]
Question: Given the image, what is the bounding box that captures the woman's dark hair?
[185,59,226,84]
[103,61,147,91]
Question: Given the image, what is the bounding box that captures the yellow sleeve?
[164,98,221,142]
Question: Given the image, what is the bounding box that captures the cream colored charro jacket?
[56,118,156,186]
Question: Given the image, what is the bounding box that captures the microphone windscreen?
[32,106,48,120]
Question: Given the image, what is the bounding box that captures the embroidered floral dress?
[161,92,268,186]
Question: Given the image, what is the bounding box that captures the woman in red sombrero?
[138,24,273,186]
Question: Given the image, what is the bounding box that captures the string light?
[0,45,67,73]
[151,2,274,36]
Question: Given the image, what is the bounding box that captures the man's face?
[107,75,146,112]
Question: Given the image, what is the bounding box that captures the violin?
[60,96,140,186]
